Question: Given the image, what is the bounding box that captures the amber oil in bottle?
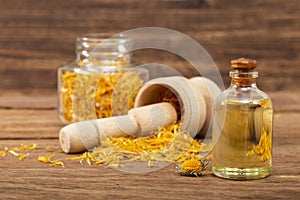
[212,58,273,180]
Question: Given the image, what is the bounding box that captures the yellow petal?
[8,150,19,156]
[37,155,54,163]
[19,144,37,150]
[67,156,82,161]
[18,153,29,161]
[0,147,8,157]
[0,151,6,157]
[50,161,65,167]
[8,150,28,161]
[46,146,54,152]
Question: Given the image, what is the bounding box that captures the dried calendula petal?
[8,146,20,151]
[147,160,155,167]
[50,160,65,168]
[19,144,38,150]
[46,146,54,152]
[37,155,54,163]
[45,146,64,153]
[0,147,8,157]
[80,152,91,165]
[8,150,29,161]
[38,155,65,167]
[111,163,125,168]
[70,152,96,165]
[9,144,38,151]
[67,156,82,161]
[17,154,29,161]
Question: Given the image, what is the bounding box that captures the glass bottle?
[212,58,273,180]
[58,34,149,124]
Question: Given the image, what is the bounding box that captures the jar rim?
[78,65,149,73]
[76,33,132,44]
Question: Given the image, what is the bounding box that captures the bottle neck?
[229,70,258,88]
[75,34,133,67]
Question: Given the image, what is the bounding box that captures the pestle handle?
[59,102,177,153]
[128,102,177,137]
[59,115,138,153]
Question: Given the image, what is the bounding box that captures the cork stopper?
[231,58,257,70]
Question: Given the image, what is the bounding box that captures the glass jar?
[58,34,149,124]
[212,58,273,180]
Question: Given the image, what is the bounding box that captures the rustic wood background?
[0,0,299,91]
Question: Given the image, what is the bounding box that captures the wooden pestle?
[59,102,177,153]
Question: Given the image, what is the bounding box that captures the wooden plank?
[1,56,299,91]
[0,94,298,199]
[0,135,299,199]
[0,109,62,139]
[0,0,299,91]
[1,89,299,111]
[0,89,57,109]
[0,109,298,140]
[270,90,300,112]
[0,56,298,91]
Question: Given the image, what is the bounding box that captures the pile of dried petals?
[91,123,211,168]
[60,70,144,122]
[0,124,210,175]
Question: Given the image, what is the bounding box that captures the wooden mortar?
[134,76,221,138]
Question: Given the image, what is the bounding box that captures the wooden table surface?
[0,89,299,199]
[0,0,299,199]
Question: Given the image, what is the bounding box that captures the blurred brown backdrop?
[0,0,299,92]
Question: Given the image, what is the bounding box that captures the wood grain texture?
[0,0,299,91]
[0,90,299,199]
[0,130,299,199]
